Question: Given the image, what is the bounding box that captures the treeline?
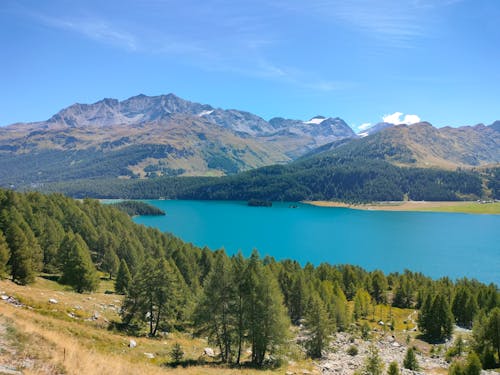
[0,189,499,369]
[39,156,486,203]
[111,200,165,216]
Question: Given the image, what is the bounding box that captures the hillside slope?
[314,122,500,168]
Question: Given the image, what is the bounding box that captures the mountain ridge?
[0,93,357,186]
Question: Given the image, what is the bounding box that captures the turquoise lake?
[132,200,500,285]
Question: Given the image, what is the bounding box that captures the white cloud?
[382,112,421,125]
[358,122,372,131]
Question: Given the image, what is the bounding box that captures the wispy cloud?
[25,3,353,93]
[39,15,137,51]
[271,0,460,48]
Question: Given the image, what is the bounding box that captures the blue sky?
[1,0,499,131]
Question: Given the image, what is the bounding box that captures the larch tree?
[354,288,372,320]
[243,250,290,366]
[121,258,180,336]
[194,252,237,363]
[115,259,132,294]
[102,246,119,279]
[0,230,10,278]
[5,223,36,285]
[59,232,99,293]
[305,292,334,358]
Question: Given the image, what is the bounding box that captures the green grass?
[414,202,500,214]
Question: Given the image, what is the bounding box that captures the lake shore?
[304,200,500,214]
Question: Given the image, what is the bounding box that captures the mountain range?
[0,93,498,189]
[0,94,355,186]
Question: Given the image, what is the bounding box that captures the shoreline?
[304,200,500,214]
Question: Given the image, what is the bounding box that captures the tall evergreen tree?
[59,233,99,293]
[243,251,289,366]
[115,259,132,294]
[0,230,10,278]
[419,293,453,342]
[102,246,119,279]
[5,223,36,284]
[194,252,237,363]
[232,252,247,364]
[354,288,372,320]
[370,270,388,304]
[452,287,478,329]
[304,292,334,358]
[122,258,180,336]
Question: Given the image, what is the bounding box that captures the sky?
[1,0,499,131]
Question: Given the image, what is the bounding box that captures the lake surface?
[133,200,500,285]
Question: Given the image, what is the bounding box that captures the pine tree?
[305,292,334,358]
[39,216,64,273]
[243,250,289,366]
[232,252,246,364]
[403,347,419,371]
[102,247,119,279]
[419,293,453,342]
[170,342,184,364]
[6,223,36,284]
[194,252,237,363]
[115,259,132,294]
[289,271,308,324]
[59,233,99,293]
[121,258,180,336]
[452,287,478,328]
[370,270,388,304]
[0,230,10,278]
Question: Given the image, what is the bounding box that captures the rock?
[144,352,155,359]
[203,347,215,357]
[285,372,295,375]
[1,295,8,300]
[48,298,58,304]
[92,311,100,320]
[0,365,23,374]
[378,321,385,326]
[129,339,137,348]
[392,342,401,347]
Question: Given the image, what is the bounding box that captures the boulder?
[144,352,155,359]
[203,347,215,357]
[129,339,137,348]
[49,298,58,304]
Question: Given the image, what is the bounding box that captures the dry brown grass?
[0,278,312,374]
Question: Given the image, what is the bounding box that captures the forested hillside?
[38,156,493,202]
[0,188,499,371]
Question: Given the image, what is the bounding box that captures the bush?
[347,345,359,356]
